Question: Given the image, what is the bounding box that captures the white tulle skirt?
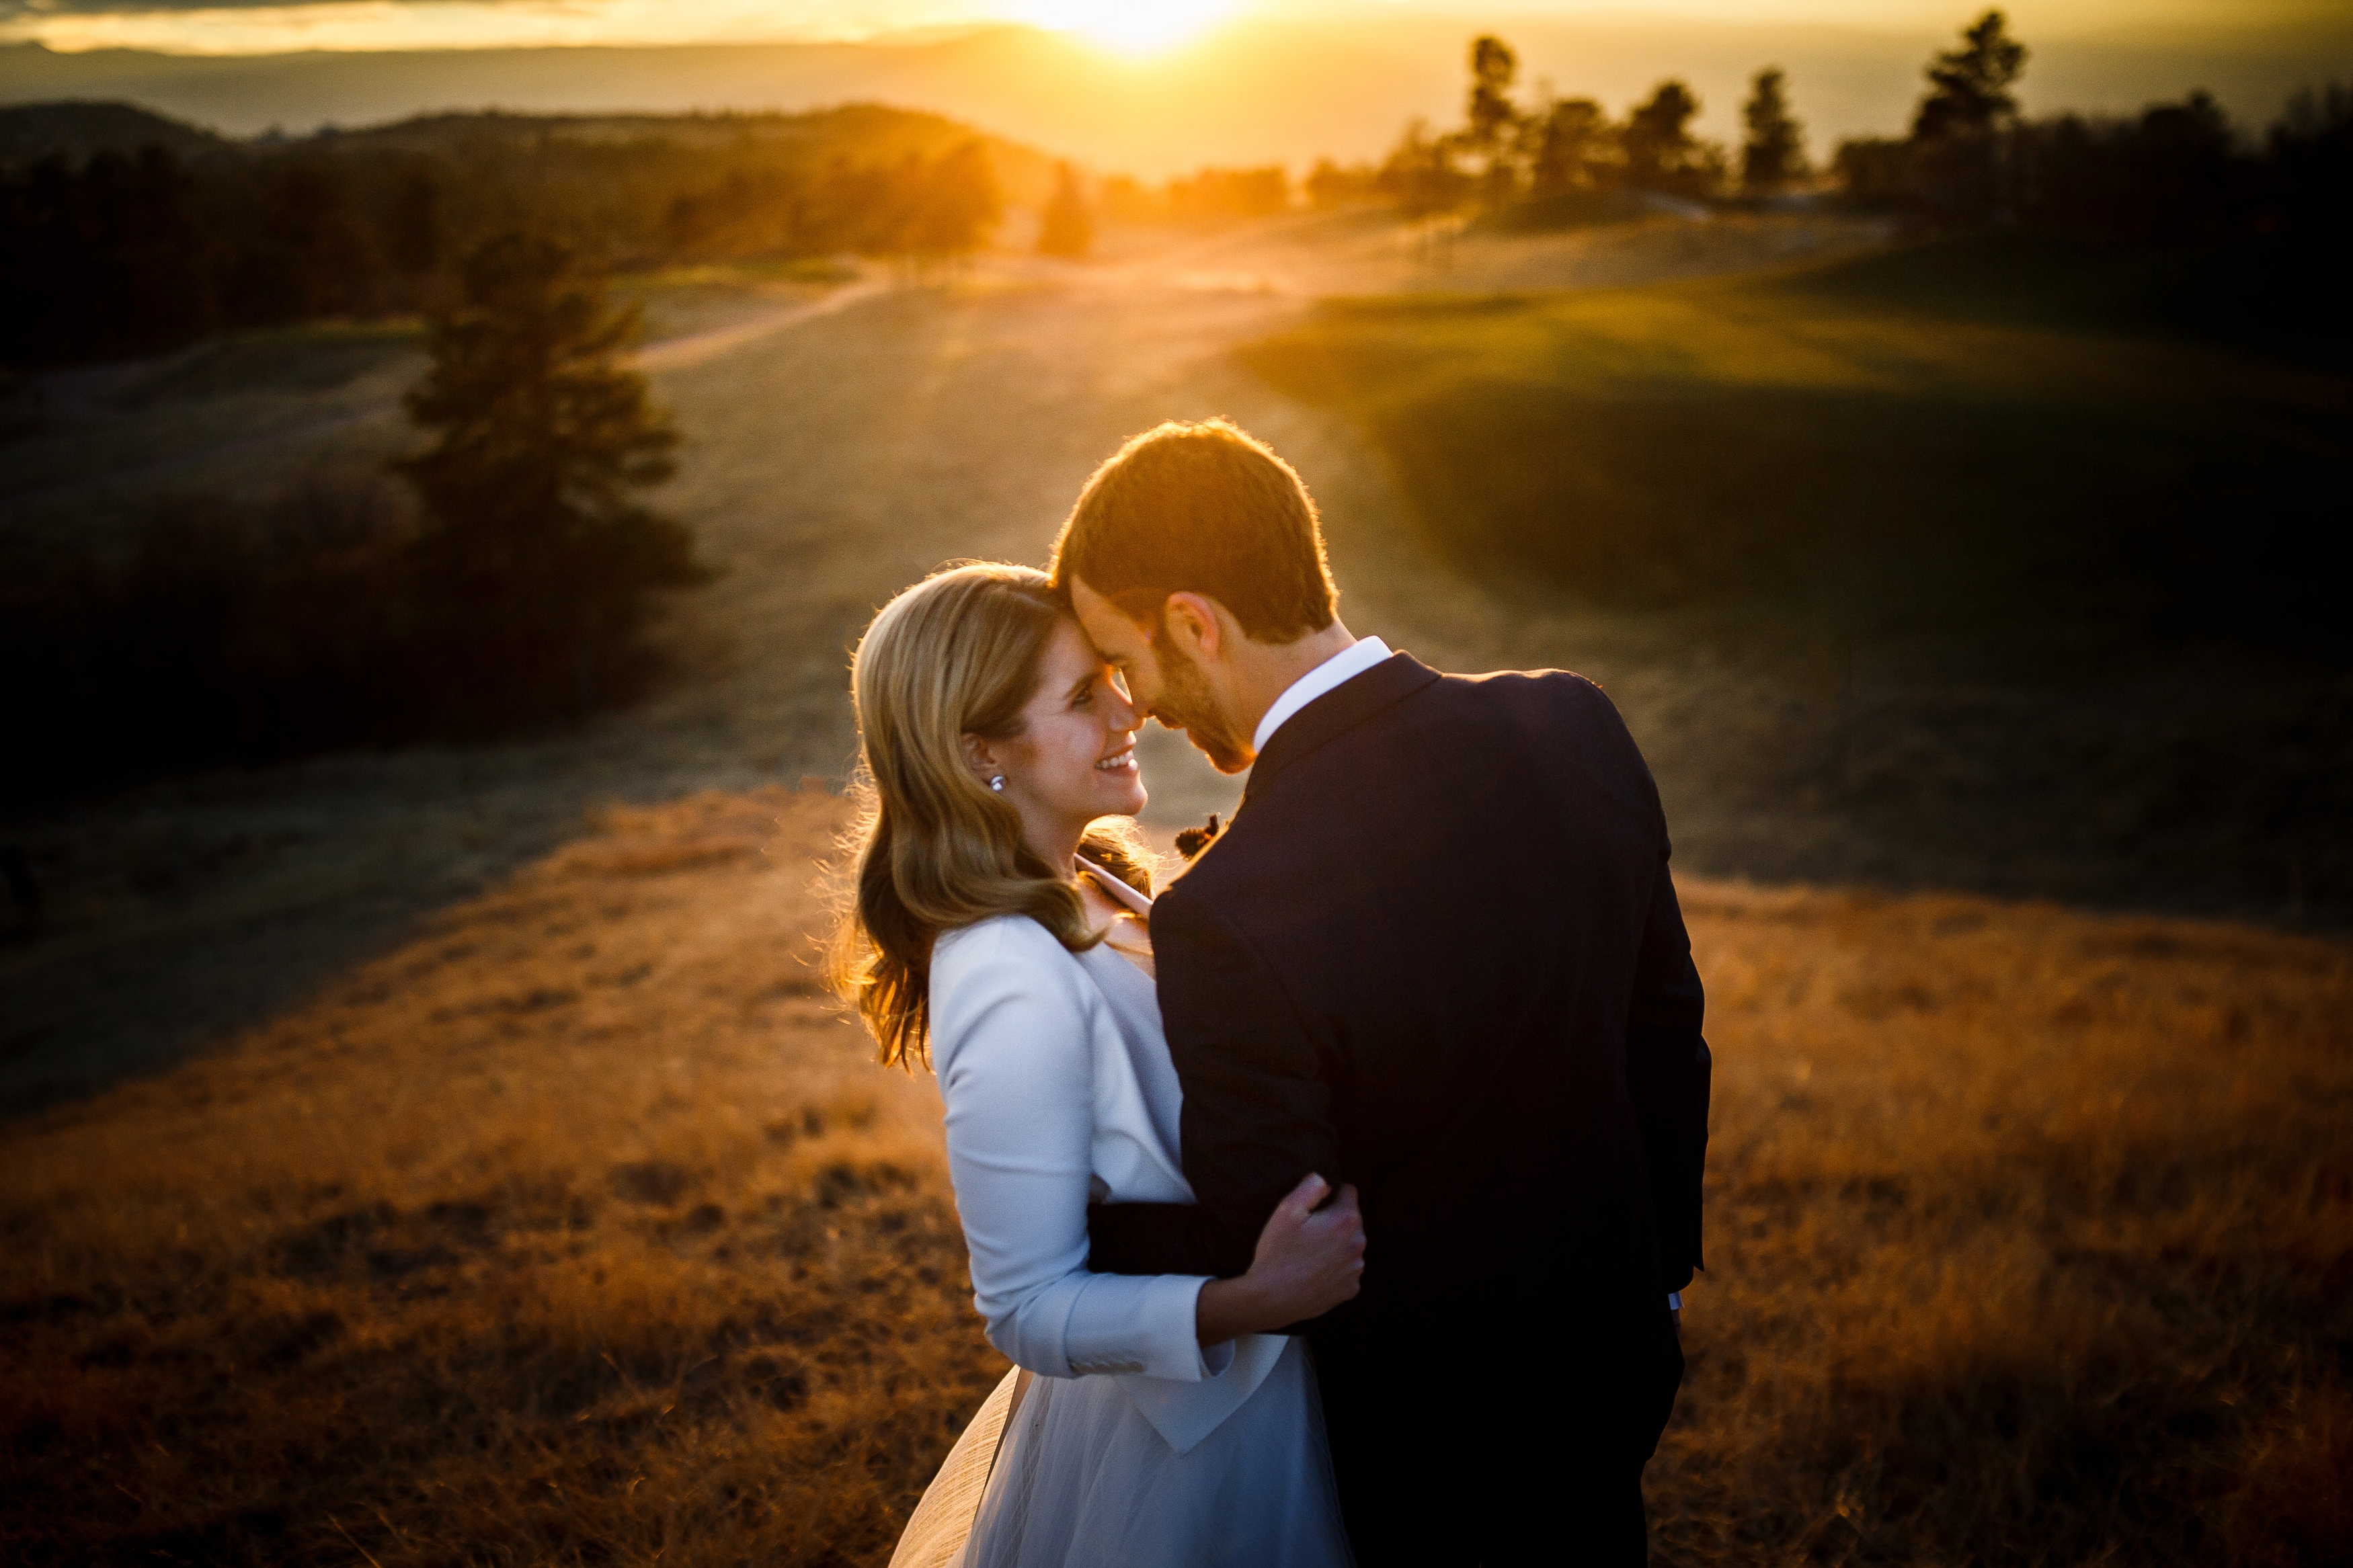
[890,1338,1353,1568]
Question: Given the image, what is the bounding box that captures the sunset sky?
[2,0,2339,55]
[1,0,2342,168]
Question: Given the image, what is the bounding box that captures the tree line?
[1837,17,2349,249]
[1332,9,2348,263]
[0,107,1004,368]
[1097,165,1291,226]
[1023,7,2344,282]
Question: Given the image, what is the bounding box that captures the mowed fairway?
[1242,236,2350,635]
[3,789,2346,1565]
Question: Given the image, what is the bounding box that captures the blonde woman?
[834,563,1361,1568]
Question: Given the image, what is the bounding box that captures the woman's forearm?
[1195,1274,1278,1347]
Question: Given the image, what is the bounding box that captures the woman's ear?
[959,731,999,784]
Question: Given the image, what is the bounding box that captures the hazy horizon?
[2,2,2348,175]
[4,1,2346,55]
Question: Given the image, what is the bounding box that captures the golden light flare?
[1015,0,1235,54]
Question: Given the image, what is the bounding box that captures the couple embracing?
[832,420,1711,1567]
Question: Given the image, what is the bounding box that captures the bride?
[831,562,1363,1568]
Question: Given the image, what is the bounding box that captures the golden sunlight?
[1016,0,1234,54]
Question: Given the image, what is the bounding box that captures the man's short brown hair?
[1048,419,1339,643]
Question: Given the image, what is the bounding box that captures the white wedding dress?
[888,864,1353,1568]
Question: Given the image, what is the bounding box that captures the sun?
[1017,0,1236,55]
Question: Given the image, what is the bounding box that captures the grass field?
[3,789,2346,1565]
[1,790,995,1565]
[1240,235,2351,651]
[3,210,2347,1564]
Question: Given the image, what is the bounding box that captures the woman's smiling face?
[986,616,1146,839]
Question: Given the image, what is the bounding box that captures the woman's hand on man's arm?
[1194,1172,1364,1347]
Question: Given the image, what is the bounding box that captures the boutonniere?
[1174,812,1224,862]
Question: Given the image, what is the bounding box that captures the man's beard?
[1150,639,1252,774]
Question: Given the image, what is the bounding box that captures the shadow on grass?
[1362,376,2339,653]
[0,753,650,1122]
[1767,231,2353,366]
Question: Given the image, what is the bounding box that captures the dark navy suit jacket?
[1086,652,1710,1555]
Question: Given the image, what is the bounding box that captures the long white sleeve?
[930,918,1218,1383]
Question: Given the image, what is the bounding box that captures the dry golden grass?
[2,790,2347,1565]
[1660,884,2352,1567]
[1,788,1002,1566]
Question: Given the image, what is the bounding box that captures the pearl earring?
[989,775,1006,792]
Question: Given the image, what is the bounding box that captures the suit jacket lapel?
[1242,653,1441,807]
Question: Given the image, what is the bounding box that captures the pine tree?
[395,232,706,716]
[1464,36,1522,164]
[1913,10,2028,141]
[1907,10,2030,224]
[1529,98,1616,194]
[1623,81,1723,198]
[1741,67,1810,196]
[263,161,383,319]
[1037,161,1093,259]
[385,166,441,276]
[1377,119,1470,216]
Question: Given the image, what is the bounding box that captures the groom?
[1053,420,1710,1565]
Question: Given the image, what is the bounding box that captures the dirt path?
[636,272,896,371]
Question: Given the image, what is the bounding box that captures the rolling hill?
[0,97,227,164]
[0,97,1060,207]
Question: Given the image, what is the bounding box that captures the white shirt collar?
[1250,636,1392,755]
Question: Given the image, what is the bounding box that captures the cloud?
[3,0,343,13]
[0,0,994,52]
[6,0,2342,63]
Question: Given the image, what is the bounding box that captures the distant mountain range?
[3,14,2346,176]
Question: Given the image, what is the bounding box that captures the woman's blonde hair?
[828,561,1156,1069]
